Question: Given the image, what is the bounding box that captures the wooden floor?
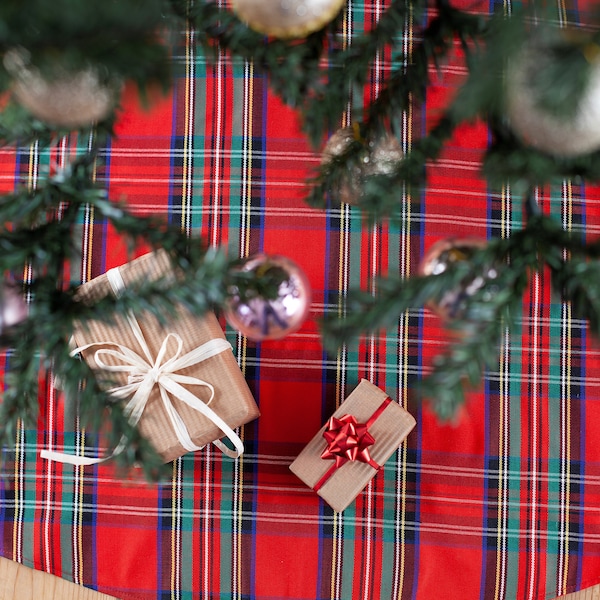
[0,557,116,599]
[0,554,597,599]
[557,583,600,600]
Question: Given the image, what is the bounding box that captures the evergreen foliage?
[0,0,598,473]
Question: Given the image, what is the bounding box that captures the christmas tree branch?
[305,3,488,218]
[0,0,598,465]
[0,316,169,480]
[0,134,286,476]
[301,0,428,144]
[308,5,600,220]
[361,1,485,133]
[476,9,600,188]
[0,102,66,147]
[321,213,585,416]
[484,121,600,189]
[418,309,514,420]
[173,0,327,109]
[0,0,172,91]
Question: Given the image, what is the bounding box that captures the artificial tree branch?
[320,212,588,416]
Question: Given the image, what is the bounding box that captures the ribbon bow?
[320,414,377,468]
[313,396,391,492]
[41,266,244,466]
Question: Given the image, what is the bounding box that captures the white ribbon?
[41,266,244,466]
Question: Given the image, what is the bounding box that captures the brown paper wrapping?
[71,250,260,463]
[289,379,416,512]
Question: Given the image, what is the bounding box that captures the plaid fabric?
[1,1,600,599]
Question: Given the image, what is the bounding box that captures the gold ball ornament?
[418,238,498,322]
[232,0,345,39]
[3,49,121,128]
[505,35,600,157]
[320,127,404,205]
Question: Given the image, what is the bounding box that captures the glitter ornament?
[0,282,28,335]
[418,238,498,321]
[225,254,311,341]
[232,0,345,39]
[4,49,121,128]
[505,32,600,157]
[320,127,404,205]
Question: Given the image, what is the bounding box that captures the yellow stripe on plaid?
[558,178,574,598]
[493,183,511,600]
[233,55,255,600]
[556,0,572,585]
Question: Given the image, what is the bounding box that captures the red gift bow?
[321,414,378,468]
[313,396,391,492]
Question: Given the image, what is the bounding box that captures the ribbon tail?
[212,438,243,459]
[160,378,244,458]
[40,435,127,466]
[158,385,206,453]
[40,448,108,466]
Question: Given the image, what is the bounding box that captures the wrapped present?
[43,250,259,465]
[289,379,416,512]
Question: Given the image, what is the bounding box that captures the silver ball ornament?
[418,238,498,322]
[505,33,600,157]
[225,254,311,341]
[0,282,28,335]
[4,49,121,128]
[320,127,403,205]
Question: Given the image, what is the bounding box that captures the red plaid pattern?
[1,1,600,599]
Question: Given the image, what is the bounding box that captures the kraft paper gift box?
[64,249,260,464]
[289,379,416,512]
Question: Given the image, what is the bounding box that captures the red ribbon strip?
[313,396,392,492]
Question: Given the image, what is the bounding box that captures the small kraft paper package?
[290,379,416,512]
[44,249,259,465]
